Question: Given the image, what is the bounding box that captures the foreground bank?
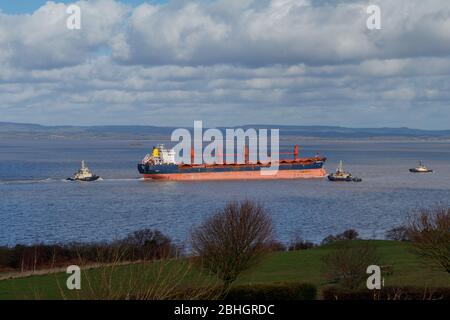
[0,240,448,300]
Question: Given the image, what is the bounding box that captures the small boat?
[409,161,433,173]
[328,161,362,182]
[67,161,101,182]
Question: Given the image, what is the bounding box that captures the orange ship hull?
[143,168,327,181]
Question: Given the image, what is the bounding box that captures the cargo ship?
[138,144,327,181]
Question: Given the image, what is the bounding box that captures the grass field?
[0,240,448,300]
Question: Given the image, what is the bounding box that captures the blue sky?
[0,0,166,14]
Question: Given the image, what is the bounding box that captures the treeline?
[0,229,176,272]
[0,224,366,274]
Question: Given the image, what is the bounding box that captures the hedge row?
[322,286,450,300]
[127,282,317,300]
[226,282,317,300]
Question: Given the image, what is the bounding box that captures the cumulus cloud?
[0,0,450,128]
[115,0,450,66]
[0,0,126,69]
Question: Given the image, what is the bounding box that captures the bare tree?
[191,200,274,289]
[406,207,450,274]
[322,241,379,290]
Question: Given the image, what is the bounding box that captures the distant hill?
[0,122,174,139]
[239,125,450,139]
[1,122,450,140]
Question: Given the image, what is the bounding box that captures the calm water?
[1,138,450,247]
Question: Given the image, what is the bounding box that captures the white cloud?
[0,0,126,69]
[0,0,450,128]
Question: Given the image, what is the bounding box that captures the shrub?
[406,206,450,274]
[0,246,13,271]
[321,229,359,245]
[116,229,176,260]
[288,238,316,251]
[385,226,410,241]
[341,229,359,240]
[322,286,450,300]
[322,241,380,290]
[267,240,287,252]
[321,235,337,245]
[226,283,317,300]
[191,200,274,289]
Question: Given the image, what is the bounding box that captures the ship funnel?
[245,145,249,164]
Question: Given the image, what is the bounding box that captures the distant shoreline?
[2,122,450,141]
[2,135,450,143]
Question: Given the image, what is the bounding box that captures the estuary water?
[1,138,450,247]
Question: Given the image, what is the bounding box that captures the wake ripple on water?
[0,177,144,185]
[0,178,57,185]
[101,178,144,182]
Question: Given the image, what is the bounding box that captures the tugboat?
[67,161,101,182]
[409,161,433,173]
[328,161,362,182]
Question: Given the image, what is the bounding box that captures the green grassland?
[0,240,448,300]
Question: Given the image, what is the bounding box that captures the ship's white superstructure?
[142,144,176,165]
[159,145,176,164]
